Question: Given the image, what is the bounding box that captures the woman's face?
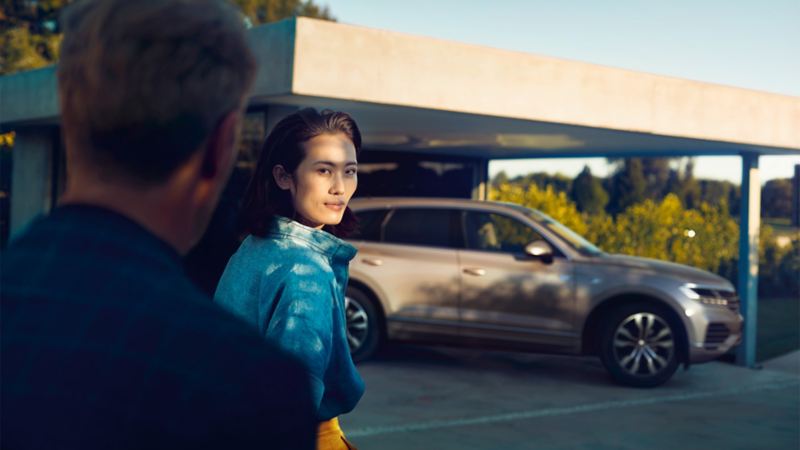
[275,132,358,229]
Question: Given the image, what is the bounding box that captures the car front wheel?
[344,285,382,363]
[599,302,681,387]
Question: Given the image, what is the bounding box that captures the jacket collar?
[266,216,357,264]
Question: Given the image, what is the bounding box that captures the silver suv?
[343,198,743,387]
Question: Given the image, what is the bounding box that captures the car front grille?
[704,323,731,349]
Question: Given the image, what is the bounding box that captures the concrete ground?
[341,345,800,450]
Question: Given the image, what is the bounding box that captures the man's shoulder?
[1,209,289,370]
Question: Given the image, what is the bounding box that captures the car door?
[350,207,462,339]
[457,210,576,349]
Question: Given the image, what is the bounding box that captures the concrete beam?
[291,18,800,151]
[2,18,798,157]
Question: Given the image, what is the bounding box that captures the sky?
[321,0,800,183]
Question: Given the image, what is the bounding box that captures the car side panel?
[458,249,577,349]
[349,241,461,340]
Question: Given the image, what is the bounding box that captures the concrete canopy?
[245,18,800,159]
[3,17,799,158]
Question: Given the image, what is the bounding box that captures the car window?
[350,209,388,242]
[464,211,544,254]
[383,208,459,248]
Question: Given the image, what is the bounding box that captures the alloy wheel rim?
[613,312,674,377]
[344,296,369,351]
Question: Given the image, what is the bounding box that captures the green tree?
[640,157,672,199]
[1,0,334,75]
[1,1,66,74]
[762,178,793,218]
[607,158,646,214]
[606,157,677,206]
[699,179,740,216]
[506,172,572,194]
[662,158,702,209]
[678,159,701,209]
[570,165,609,214]
[491,170,509,188]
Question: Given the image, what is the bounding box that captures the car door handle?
[463,267,486,276]
[362,258,383,267]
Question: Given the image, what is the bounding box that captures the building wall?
[8,129,56,240]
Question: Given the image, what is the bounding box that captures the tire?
[344,285,382,363]
[599,302,681,387]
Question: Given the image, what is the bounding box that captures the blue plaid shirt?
[0,205,316,449]
[214,216,365,421]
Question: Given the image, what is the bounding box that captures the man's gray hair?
[58,0,257,183]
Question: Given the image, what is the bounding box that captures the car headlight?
[679,284,735,306]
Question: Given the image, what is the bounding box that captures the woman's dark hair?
[239,108,362,238]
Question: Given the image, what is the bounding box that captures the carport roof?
[2,17,799,158]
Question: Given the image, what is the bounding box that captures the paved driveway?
[341,346,800,449]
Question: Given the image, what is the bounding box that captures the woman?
[214,108,364,449]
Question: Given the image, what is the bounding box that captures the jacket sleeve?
[259,270,333,412]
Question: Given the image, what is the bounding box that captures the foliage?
[570,165,608,214]
[758,228,800,297]
[699,179,740,216]
[491,180,799,297]
[762,178,793,219]
[0,131,15,147]
[0,0,334,75]
[501,171,572,194]
[489,182,587,236]
[599,195,738,273]
[677,159,701,209]
[602,157,711,214]
[606,158,646,214]
[640,158,672,199]
[491,170,509,187]
[231,0,334,26]
[1,0,65,74]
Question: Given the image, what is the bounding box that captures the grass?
[756,296,800,362]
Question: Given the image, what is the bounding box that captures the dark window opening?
[464,211,544,254]
[383,208,460,249]
[355,151,478,199]
[350,209,388,242]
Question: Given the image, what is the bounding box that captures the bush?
[759,231,800,297]
[489,183,587,235]
[490,182,799,297]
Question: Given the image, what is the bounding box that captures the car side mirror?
[525,240,554,264]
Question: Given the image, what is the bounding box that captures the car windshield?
[508,204,604,256]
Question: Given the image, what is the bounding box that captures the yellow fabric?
[317,417,357,450]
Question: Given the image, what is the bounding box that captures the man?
[0,0,316,448]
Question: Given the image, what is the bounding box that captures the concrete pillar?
[735,153,760,368]
[792,164,799,227]
[10,129,54,239]
[472,159,489,200]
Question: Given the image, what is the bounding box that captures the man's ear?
[201,110,240,180]
[273,165,293,190]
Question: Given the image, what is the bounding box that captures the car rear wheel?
[599,302,680,387]
[345,285,382,363]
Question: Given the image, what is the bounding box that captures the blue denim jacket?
[214,216,364,421]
